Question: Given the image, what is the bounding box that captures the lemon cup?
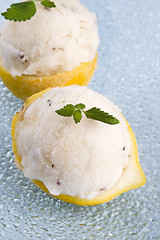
[0,56,97,101]
[11,86,146,206]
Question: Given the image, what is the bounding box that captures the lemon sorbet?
[0,0,99,100]
[11,85,146,205]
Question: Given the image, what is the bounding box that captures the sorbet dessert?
[12,85,146,205]
[0,0,99,100]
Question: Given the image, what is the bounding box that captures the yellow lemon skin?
[0,55,97,101]
[11,88,146,206]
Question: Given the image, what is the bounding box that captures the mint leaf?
[73,110,82,123]
[1,1,36,22]
[1,0,56,22]
[56,103,84,124]
[55,104,75,117]
[41,0,56,8]
[84,107,119,125]
[56,103,119,125]
[74,103,85,110]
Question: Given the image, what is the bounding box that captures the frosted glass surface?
[0,0,160,239]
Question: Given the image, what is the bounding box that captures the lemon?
[0,55,97,101]
[11,87,146,206]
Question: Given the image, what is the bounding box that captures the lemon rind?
[0,54,97,101]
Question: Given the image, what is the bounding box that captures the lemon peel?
[11,88,146,206]
[0,54,97,101]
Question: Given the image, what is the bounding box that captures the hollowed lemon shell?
[0,55,97,101]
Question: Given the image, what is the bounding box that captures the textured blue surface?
[0,0,160,239]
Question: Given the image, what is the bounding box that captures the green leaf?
[74,103,86,110]
[1,1,36,22]
[55,103,119,125]
[41,0,56,8]
[73,110,82,124]
[55,104,75,117]
[83,107,119,125]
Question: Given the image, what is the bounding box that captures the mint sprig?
[41,0,56,8]
[56,104,75,117]
[56,103,119,125]
[1,0,56,22]
[1,1,36,22]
